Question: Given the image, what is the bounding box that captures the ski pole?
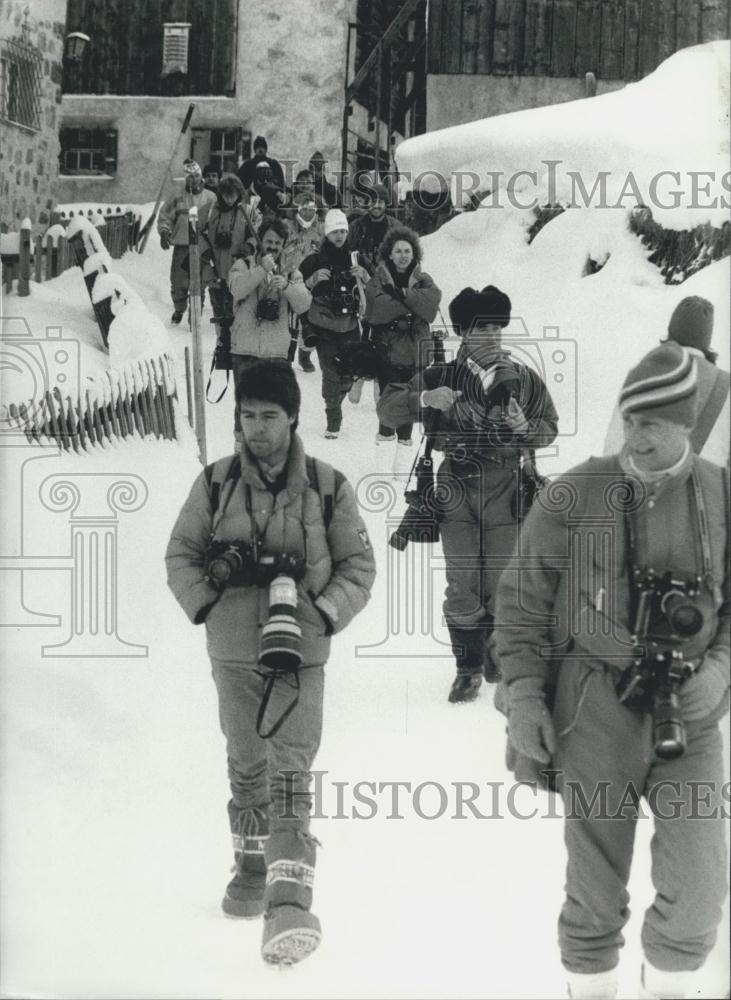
[136,103,196,254]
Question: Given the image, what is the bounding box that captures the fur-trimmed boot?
[222,803,269,919]
[566,968,618,999]
[261,830,321,966]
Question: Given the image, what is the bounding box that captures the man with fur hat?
[495,341,730,1000]
[377,284,559,702]
[604,295,729,466]
[157,158,216,324]
[166,358,376,967]
[299,209,370,438]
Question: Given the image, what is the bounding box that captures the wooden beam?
[347,0,422,99]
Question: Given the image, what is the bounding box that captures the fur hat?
[619,342,698,426]
[216,173,245,203]
[324,208,349,235]
[667,296,714,352]
[448,285,512,333]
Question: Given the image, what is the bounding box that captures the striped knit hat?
[619,342,698,426]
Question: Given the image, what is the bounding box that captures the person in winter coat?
[165,358,376,967]
[299,209,370,438]
[348,182,398,271]
[199,174,262,331]
[227,218,311,446]
[157,159,217,324]
[308,151,339,208]
[285,196,325,373]
[377,284,559,703]
[238,137,286,218]
[604,296,729,467]
[495,342,729,1000]
[364,225,442,474]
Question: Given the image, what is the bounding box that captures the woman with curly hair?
[364,225,442,471]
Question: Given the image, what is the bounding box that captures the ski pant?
[169,245,206,313]
[553,659,727,975]
[211,658,324,834]
[377,366,415,442]
[313,326,359,432]
[437,455,519,630]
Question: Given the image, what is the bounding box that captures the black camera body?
[389,454,441,550]
[214,230,233,249]
[256,295,281,322]
[205,539,305,590]
[617,569,704,759]
[327,270,357,316]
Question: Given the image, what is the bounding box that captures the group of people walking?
[163,149,730,1000]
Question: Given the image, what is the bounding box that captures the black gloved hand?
[159,230,171,251]
[382,282,405,301]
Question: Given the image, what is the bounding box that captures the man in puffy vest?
[165,359,376,966]
[157,159,216,324]
[496,342,729,1000]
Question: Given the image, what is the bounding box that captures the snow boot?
[170,310,184,325]
[261,831,321,966]
[298,348,315,372]
[638,961,695,999]
[222,803,269,919]
[448,671,483,703]
[566,968,618,999]
[348,378,364,404]
[447,625,485,703]
[375,432,396,444]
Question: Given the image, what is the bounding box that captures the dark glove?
[159,230,171,251]
[507,677,556,764]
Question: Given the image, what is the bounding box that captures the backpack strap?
[204,454,241,517]
[305,454,343,529]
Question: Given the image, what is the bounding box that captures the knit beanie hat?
[448,284,512,332]
[324,208,349,235]
[667,296,714,352]
[619,342,698,426]
[253,135,268,152]
[183,158,202,177]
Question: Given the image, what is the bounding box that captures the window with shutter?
[59,127,118,176]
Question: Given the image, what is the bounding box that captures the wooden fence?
[428,0,731,79]
[5,354,178,452]
[1,207,142,295]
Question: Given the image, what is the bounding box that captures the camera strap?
[624,466,714,619]
[255,667,301,739]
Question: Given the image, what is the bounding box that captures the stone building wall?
[0,0,65,229]
[57,0,349,205]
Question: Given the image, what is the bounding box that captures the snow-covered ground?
[1,41,729,1000]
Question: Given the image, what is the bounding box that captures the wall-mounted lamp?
[64,32,90,63]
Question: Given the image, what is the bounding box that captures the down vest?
[165,434,376,665]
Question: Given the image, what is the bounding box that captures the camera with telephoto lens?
[204,540,305,590]
[259,574,303,673]
[256,295,281,322]
[389,453,441,551]
[214,230,232,249]
[616,569,705,760]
